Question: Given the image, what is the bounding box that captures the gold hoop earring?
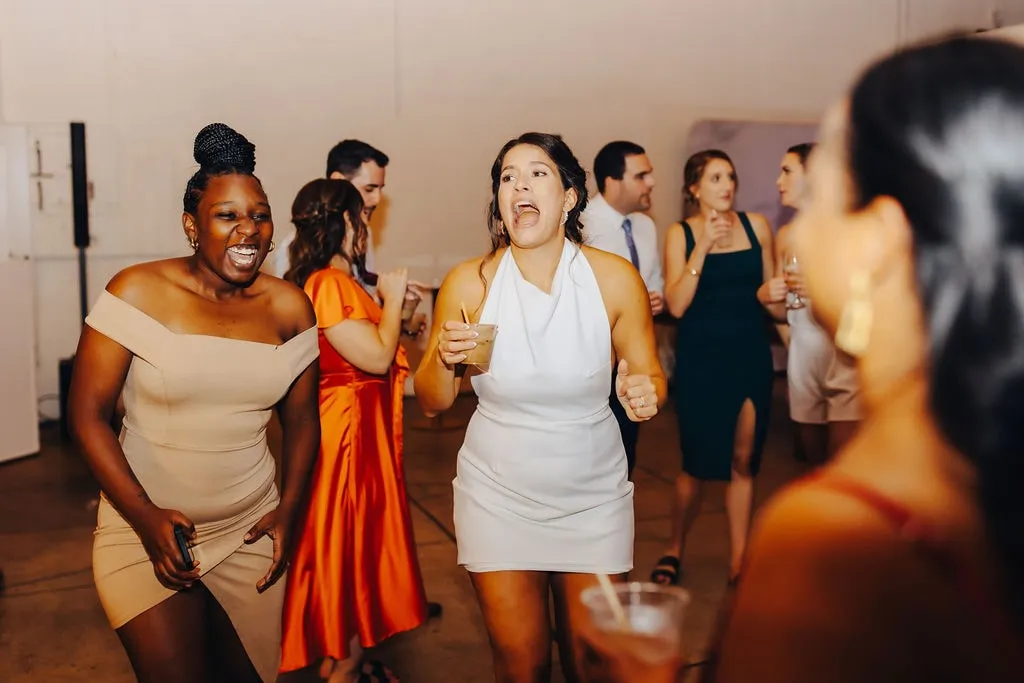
[268,240,276,253]
[835,271,873,357]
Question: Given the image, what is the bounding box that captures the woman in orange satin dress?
[280,178,428,682]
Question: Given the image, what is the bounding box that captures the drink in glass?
[460,323,497,370]
[785,255,806,310]
[580,581,690,665]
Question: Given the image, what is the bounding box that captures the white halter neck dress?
[452,239,634,574]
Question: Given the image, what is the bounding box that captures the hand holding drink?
[703,209,733,251]
[436,302,497,370]
[784,256,806,309]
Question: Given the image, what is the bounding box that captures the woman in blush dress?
[68,123,321,683]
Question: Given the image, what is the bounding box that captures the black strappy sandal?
[650,555,682,585]
[356,660,399,683]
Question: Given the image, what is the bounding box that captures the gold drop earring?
[187,235,198,251]
[835,270,873,357]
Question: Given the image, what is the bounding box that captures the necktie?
[622,218,640,270]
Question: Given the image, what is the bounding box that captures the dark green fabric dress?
[673,212,773,481]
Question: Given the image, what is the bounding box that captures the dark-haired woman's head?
[792,35,1024,622]
[181,123,271,286]
[683,149,737,218]
[487,133,587,252]
[777,143,815,209]
[283,178,367,289]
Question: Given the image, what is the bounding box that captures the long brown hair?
[283,178,367,289]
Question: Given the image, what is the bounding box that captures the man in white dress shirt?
[583,141,664,478]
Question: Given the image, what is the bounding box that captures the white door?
[0,124,41,463]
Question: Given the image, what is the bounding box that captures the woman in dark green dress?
[653,149,777,586]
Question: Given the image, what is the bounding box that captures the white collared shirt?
[582,193,663,294]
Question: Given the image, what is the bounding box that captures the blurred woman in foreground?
[580,34,1024,682]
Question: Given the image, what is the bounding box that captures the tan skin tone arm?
[662,222,709,318]
[68,273,202,589]
[269,301,321,521]
[322,270,408,376]
[758,222,790,327]
[592,248,668,413]
[413,260,483,417]
[68,324,156,527]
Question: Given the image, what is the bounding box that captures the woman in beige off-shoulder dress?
[68,123,321,683]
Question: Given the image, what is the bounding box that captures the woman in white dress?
[414,132,666,683]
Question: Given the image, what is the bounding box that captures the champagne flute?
[785,255,805,310]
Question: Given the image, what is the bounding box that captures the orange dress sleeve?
[303,269,375,328]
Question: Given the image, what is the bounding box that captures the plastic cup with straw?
[459,301,497,369]
[580,574,691,664]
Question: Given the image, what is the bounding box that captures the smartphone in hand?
[173,524,194,571]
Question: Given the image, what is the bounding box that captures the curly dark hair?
[283,178,368,289]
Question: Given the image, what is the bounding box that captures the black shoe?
[650,555,682,586]
[427,601,442,619]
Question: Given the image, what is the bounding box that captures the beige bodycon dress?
[85,290,319,682]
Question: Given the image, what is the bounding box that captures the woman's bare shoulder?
[105,258,186,306]
[259,274,316,334]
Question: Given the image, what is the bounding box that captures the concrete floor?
[0,378,807,682]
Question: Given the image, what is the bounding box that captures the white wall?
[0,0,997,416]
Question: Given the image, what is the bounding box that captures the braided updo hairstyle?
[283,178,368,289]
[183,123,260,216]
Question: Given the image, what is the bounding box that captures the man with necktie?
[583,141,664,478]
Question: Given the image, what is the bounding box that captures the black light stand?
[58,122,90,439]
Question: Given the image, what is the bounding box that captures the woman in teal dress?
[653,149,777,587]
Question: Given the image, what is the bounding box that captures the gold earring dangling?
[187,235,198,251]
[268,240,276,253]
[561,210,568,225]
[835,271,873,357]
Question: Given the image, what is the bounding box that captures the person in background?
[68,123,321,683]
[653,150,775,588]
[581,34,1024,683]
[268,139,387,283]
[760,142,862,465]
[583,140,664,479]
[279,178,428,683]
[325,140,389,276]
[415,132,665,683]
